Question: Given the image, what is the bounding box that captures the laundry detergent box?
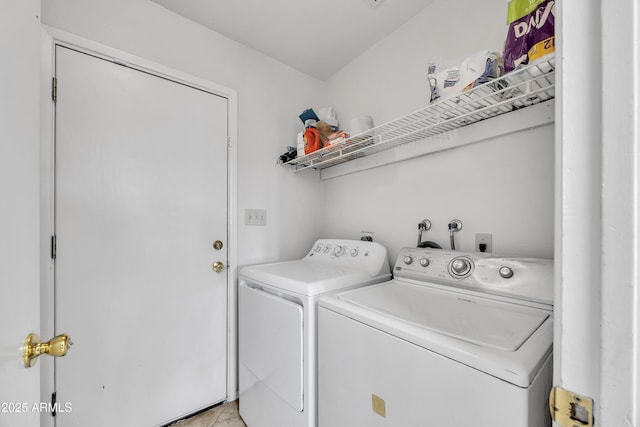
[504,0,556,72]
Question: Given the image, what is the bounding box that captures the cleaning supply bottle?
[303,119,321,154]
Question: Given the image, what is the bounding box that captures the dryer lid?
[339,280,550,351]
[240,260,388,296]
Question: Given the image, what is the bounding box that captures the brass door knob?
[213,240,223,250]
[22,333,73,368]
[212,261,225,273]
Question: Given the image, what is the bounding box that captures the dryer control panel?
[305,239,391,279]
[393,247,553,306]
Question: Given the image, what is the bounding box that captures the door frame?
[39,26,239,427]
[555,0,639,425]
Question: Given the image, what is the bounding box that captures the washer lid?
[338,280,549,351]
[240,260,387,296]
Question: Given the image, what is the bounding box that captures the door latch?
[549,386,594,427]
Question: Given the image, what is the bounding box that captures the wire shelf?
[285,57,555,172]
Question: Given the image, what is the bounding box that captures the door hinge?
[549,386,594,427]
[51,235,57,260]
[227,136,231,147]
[52,77,57,102]
[51,392,57,417]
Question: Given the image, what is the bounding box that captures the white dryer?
[318,247,553,427]
[238,239,390,427]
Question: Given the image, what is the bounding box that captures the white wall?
[42,0,327,266]
[322,126,554,262]
[322,0,555,261]
[326,0,510,130]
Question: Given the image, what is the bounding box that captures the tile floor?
[170,400,246,427]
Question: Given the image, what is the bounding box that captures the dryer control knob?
[350,248,359,257]
[499,266,514,279]
[334,246,345,257]
[314,245,321,252]
[403,256,413,265]
[322,246,330,253]
[419,257,430,267]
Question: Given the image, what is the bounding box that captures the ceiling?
[151,0,434,80]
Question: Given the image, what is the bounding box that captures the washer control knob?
[419,257,430,267]
[403,256,413,265]
[322,246,330,253]
[334,245,345,257]
[350,248,359,257]
[314,245,321,252]
[450,258,472,277]
[499,266,514,279]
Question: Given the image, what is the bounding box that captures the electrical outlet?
[361,231,374,241]
[475,233,493,253]
[245,209,267,226]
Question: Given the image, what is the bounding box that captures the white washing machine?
[318,247,553,427]
[238,239,391,427]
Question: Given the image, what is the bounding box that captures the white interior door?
[54,46,228,426]
[0,2,41,426]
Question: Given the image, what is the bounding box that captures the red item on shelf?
[304,127,321,154]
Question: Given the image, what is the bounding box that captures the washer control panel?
[448,256,474,278]
[393,247,553,305]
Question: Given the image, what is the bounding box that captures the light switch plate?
[245,209,266,226]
